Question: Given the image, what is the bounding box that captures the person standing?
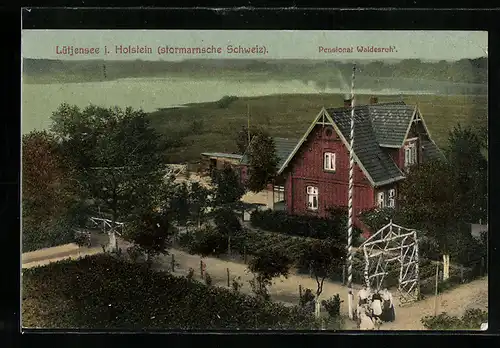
[357,286,370,306]
[388,290,395,321]
[371,291,383,325]
[380,288,391,322]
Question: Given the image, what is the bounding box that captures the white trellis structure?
[358,220,421,305]
[89,216,124,251]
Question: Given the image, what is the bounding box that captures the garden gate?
[358,220,421,305]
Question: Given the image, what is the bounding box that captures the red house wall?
[284,124,374,220]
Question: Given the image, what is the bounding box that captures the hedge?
[421,309,487,330]
[22,217,75,252]
[250,209,362,244]
[22,254,322,330]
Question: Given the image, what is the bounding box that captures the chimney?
[369,96,379,104]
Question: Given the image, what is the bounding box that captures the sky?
[21,30,488,61]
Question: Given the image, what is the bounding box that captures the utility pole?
[346,64,357,320]
[247,103,251,146]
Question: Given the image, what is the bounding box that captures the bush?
[204,273,213,286]
[216,95,238,109]
[232,276,243,292]
[186,267,195,280]
[22,218,75,252]
[177,231,195,249]
[359,207,398,231]
[22,254,323,329]
[250,209,360,242]
[126,245,145,263]
[74,231,91,248]
[321,294,343,319]
[212,207,242,237]
[187,226,228,257]
[421,309,487,330]
[299,288,315,308]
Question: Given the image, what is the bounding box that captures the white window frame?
[377,192,385,209]
[324,152,336,171]
[404,141,418,168]
[307,186,319,211]
[274,186,285,202]
[387,189,396,208]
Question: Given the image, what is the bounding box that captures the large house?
[239,96,445,233]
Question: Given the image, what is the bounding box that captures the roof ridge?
[326,100,407,111]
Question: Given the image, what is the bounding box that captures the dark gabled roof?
[325,103,405,186]
[368,102,416,147]
[240,137,299,170]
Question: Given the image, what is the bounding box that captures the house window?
[324,152,336,171]
[274,186,285,202]
[377,192,385,209]
[388,189,396,208]
[307,186,319,211]
[404,142,417,168]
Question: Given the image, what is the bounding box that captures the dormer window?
[324,152,336,171]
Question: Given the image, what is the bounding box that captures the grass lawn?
[147,93,487,163]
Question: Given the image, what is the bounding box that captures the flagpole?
[347,64,357,320]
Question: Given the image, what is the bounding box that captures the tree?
[246,131,279,193]
[210,164,246,206]
[446,124,487,223]
[212,206,243,255]
[124,210,175,266]
[235,126,261,154]
[22,130,73,220]
[248,250,293,301]
[398,159,470,280]
[169,182,191,230]
[50,104,170,250]
[188,182,212,228]
[22,130,85,251]
[399,160,463,255]
[299,240,345,317]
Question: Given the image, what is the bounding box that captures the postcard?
[21,29,488,331]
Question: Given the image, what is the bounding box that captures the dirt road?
[23,238,488,330]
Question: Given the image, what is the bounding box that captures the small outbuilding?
[200,152,243,173]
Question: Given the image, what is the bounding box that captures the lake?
[21,77,433,134]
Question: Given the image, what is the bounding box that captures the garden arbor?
[89,216,124,252]
[358,220,421,305]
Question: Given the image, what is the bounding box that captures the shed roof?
[201,152,243,160]
[240,137,299,170]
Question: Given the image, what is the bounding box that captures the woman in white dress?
[359,311,375,330]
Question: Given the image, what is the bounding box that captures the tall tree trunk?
[109,174,118,252]
[315,276,325,319]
